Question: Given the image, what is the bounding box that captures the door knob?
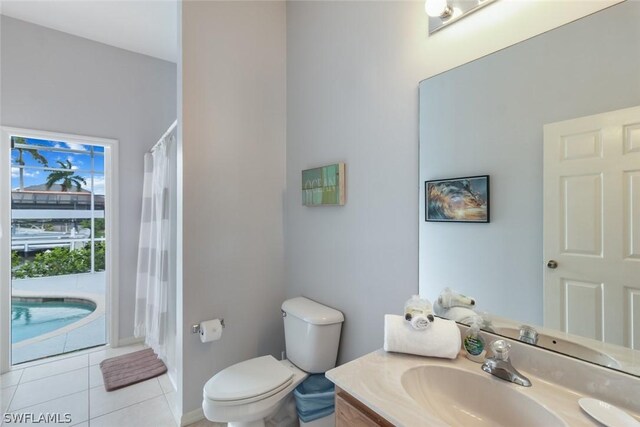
[547,260,558,269]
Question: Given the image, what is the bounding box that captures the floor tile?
[0,370,22,389]
[9,368,88,411]
[89,395,174,427]
[163,391,179,423]
[89,344,146,366]
[1,385,17,415]
[158,374,175,394]
[20,355,88,383]
[89,377,163,418]
[88,365,104,388]
[4,390,88,426]
[186,419,223,427]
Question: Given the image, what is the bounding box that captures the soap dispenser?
[463,319,486,363]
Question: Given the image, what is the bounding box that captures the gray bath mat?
[100,348,167,391]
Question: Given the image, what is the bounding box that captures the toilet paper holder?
[192,319,225,334]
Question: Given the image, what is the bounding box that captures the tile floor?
[0,343,205,427]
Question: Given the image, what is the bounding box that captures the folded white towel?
[434,301,479,325]
[409,314,432,330]
[383,314,461,359]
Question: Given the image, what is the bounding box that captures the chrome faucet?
[481,340,532,387]
[518,325,539,345]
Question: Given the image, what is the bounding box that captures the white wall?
[285,0,621,364]
[181,1,286,415]
[286,1,425,365]
[176,0,621,418]
[0,16,177,342]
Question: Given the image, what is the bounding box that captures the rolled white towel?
[433,300,447,316]
[409,314,433,330]
[384,314,461,359]
[434,301,479,325]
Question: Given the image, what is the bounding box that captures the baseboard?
[180,407,205,426]
[116,336,145,347]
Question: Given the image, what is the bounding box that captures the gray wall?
[419,2,640,324]
[181,1,286,414]
[0,16,177,341]
[285,2,428,364]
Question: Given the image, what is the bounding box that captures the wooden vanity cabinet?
[335,387,394,427]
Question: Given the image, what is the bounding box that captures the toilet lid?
[204,355,294,402]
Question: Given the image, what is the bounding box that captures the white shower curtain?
[134,123,176,361]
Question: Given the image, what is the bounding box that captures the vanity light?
[426,0,498,35]
[425,0,452,18]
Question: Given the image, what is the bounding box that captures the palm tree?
[12,137,48,191]
[45,160,87,192]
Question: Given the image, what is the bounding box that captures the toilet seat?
[204,355,294,404]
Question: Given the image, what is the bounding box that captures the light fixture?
[425,0,498,35]
[425,0,452,19]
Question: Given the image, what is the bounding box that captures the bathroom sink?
[401,365,567,427]
[496,327,620,368]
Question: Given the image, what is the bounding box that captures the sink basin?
[496,327,620,369]
[401,365,567,427]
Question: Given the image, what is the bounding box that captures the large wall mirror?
[419,1,640,376]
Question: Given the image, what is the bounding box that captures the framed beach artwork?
[302,163,345,206]
[425,175,490,223]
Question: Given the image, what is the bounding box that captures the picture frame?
[425,175,490,223]
[302,163,346,206]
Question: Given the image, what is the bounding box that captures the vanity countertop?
[326,349,640,426]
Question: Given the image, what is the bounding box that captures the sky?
[11,137,106,195]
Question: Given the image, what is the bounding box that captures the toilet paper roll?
[200,319,223,343]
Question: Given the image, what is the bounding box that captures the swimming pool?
[11,298,96,343]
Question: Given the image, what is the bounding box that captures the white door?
[0,128,119,372]
[544,106,640,349]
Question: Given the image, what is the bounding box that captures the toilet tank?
[281,297,344,373]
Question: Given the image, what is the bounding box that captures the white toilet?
[202,297,344,427]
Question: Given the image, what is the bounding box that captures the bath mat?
[100,348,167,391]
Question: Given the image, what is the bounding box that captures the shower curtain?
[134,122,176,361]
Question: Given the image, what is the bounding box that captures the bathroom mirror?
[419,2,640,376]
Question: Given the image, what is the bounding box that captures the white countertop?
[326,349,640,427]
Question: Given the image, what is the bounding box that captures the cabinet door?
[335,388,393,427]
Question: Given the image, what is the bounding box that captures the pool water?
[11,299,96,343]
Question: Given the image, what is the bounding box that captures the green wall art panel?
[301,163,346,206]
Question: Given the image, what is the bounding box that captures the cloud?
[65,155,81,170]
[82,175,106,195]
[69,156,83,166]
[65,142,87,151]
[11,167,40,178]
